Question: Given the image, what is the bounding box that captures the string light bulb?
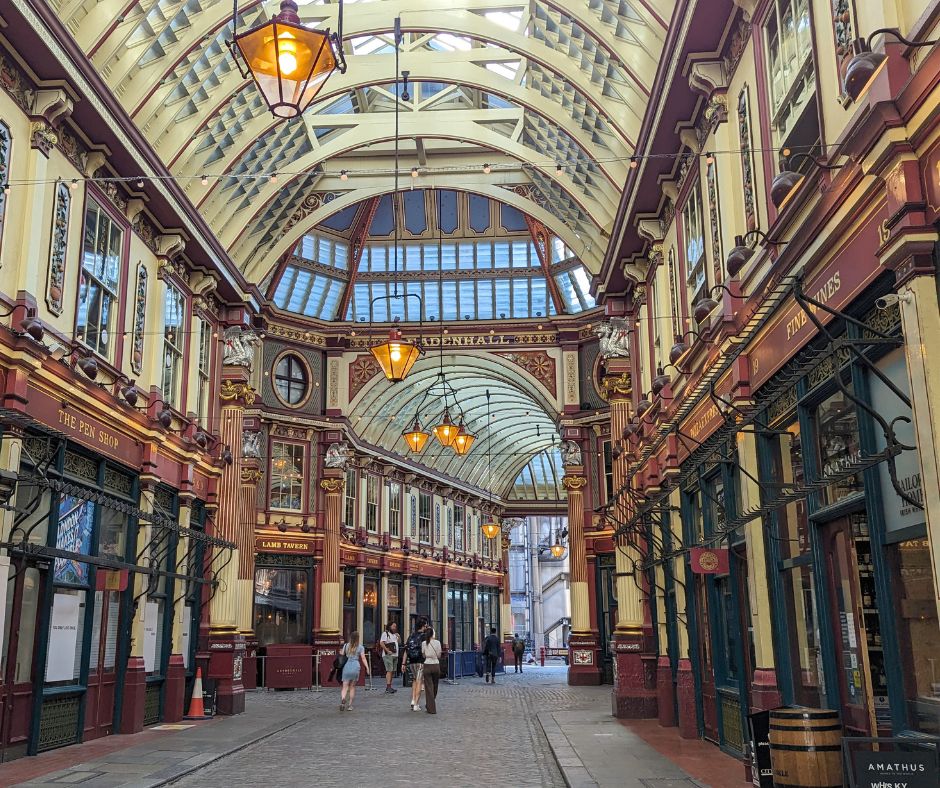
[269,172,278,184]
[629,156,639,169]
[70,179,79,190]
[555,162,563,175]
[483,163,491,174]
[411,167,419,178]
[201,174,209,186]
[340,170,348,181]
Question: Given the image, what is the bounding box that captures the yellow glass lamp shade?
[452,424,476,455]
[481,522,501,540]
[234,0,338,119]
[432,409,459,447]
[401,418,430,453]
[550,543,566,558]
[370,326,421,383]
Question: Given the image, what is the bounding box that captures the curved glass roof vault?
[58,0,673,281]
[348,354,561,496]
[508,448,567,502]
[270,189,596,321]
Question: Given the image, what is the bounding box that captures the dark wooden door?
[695,577,719,741]
[0,562,39,762]
[83,590,121,741]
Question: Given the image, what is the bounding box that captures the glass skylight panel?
[511,241,531,268]
[423,282,440,320]
[482,92,513,109]
[423,243,440,270]
[320,279,343,320]
[352,283,370,321]
[531,277,549,316]
[572,266,597,308]
[476,243,492,269]
[551,237,573,263]
[441,243,457,270]
[405,245,421,271]
[512,279,530,316]
[555,271,579,313]
[494,280,511,316]
[459,280,477,319]
[484,10,523,31]
[350,35,389,55]
[429,34,472,52]
[441,282,458,320]
[485,62,520,80]
[405,281,422,321]
[494,242,511,269]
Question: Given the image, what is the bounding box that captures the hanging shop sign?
[749,200,887,391]
[689,547,729,574]
[869,348,924,534]
[852,749,939,788]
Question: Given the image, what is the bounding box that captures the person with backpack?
[339,630,369,712]
[511,633,526,673]
[401,618,428,711]
[482,626,502,683]
[379,621,400,694]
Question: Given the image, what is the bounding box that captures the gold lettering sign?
[784,271,842,342]
[255,538,313,554]
[57,409,121,452]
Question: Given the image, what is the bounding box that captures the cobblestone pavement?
[174,666,609,788]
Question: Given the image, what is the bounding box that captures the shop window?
[365,475,380,533]
[454,505,464,552]
[682,180,707,308]
[418,491,432,544]
[196,317,212,426]
[889,538,940,734]
[162,281,186,410]
[343,468,357,527]
[767,420,810,559]
[387,580,403,632]
[270,442,304,511]
[762,0,820,166]
[342,571,357,638]
[388,481,401,538]
[363,573,380,644]
[254,565,309,645]
[77,200,123,360]
[273,353,309,407]
[813,386,864,506]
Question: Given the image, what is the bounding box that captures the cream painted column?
[441,579,449,644]
[380,572,389,631]
[318,471,345,635]
[237,464,261,634]
[403,575,412,631]
[170,499,193,657]
[500,532,513,643]
[898,272,940,614]
[471,582,480,648]
[562,472,590,632]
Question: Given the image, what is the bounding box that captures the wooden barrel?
[768,708,843,788]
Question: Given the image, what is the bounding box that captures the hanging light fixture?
[550,541,566,558]
[366,19,423,380]
[401,416,430,453]
[432,408,458,447]
[230,0,347,119]
[452,422,476,455]
[843,28,938,102]
[481,389,501,540]
[370,324,421,382]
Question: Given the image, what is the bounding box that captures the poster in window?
[54,497,95,585]
[143,600,159,672]
[388,583,400,609]
[47,591,81,681]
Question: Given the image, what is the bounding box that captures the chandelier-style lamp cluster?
[230,0,347,119]
[400,373,477,456]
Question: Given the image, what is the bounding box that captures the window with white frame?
[77,200,123,359]
[366,475,380,533]
[418,492,432,544]
[344,468,357,528]
[763,0,819,158]
[683,180,707,307]
[196,318,212,426]
[162,281,186,409]
[270,442,304,510]
[454,505,465,552]
[388,481,401,538]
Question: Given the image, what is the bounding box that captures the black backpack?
[405,631,425,663]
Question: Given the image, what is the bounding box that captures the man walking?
[511,633,525,673]
[482,626,501,684]
[379,621,400,693]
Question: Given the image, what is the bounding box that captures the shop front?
[757,283,939,737]
[447,582,474,651]
[477,585,500,645]
[410,575,443,636]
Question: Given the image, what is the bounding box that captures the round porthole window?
[273,353,309,406]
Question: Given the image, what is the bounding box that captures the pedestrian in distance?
[421,626,443,714]
[379,621,400,694]
[402,618,428,711]
[339,630,370,712]
[482,626,501,683]
[511,633,526,673]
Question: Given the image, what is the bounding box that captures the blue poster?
[54,497,94,585]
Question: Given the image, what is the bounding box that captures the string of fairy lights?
[0,142,836,193]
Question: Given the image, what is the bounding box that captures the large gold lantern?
[401,417,430,453]
[370,326,422,383]
[232,0,346,119]
[451,423,476,455]
[481,521,501,540]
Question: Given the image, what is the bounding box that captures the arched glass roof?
[507,449,567,501]
[270,189,596,321]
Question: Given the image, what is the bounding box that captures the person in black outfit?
[511,633,525,673]
[482,626,501,683]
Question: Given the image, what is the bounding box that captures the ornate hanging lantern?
[550,543,566,558]
[401,417,430,453]
[481,521,501,540]
[451,422,476,455]
[432,408,458,447]
[370,326,422,383]
[231,0,347,119]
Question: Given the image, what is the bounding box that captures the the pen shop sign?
[852,750,938,788]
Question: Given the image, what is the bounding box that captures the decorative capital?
[562,475,588,491]
[220,379,256,406]
[601,372,632,401]
[241,468,263,484]
[29,121,58,157]
[320,478,346,494]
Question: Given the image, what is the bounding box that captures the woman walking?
[339,630,369,711]
[421,626,443,715]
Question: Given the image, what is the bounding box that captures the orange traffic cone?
[184,667,210,720]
